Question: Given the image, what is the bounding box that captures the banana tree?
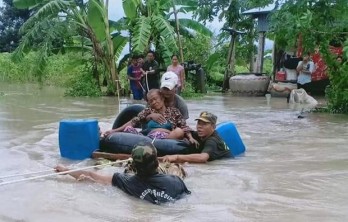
[13,0,127,94]
[121,0,213,65]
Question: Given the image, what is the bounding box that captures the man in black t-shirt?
[161,111,231,163]
[141,51,160,91]
[55,144,190,204]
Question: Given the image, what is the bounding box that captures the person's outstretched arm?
[160,153,209,164]
[54,165,113,185]
[103,108,152,137]
[92,152,131,161]
[147,61,159,75]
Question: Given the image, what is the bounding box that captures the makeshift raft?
[58,105,246,160]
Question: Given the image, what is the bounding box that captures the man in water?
[161,111,231,163]
[55,144,191,204]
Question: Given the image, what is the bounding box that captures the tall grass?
[0,52,85,86]
[0,52,37,82]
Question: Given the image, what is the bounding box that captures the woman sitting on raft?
[103,89,197,143]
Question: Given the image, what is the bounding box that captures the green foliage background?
[325,42,348,113]
[0,52,103,96]
[1,0,347,113]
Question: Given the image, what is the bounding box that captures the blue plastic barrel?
[59,119,99,160]
[216,121,246,157]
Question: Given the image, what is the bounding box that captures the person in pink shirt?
[167,55,185,95]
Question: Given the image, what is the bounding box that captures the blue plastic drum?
[59,119,99,160]
[216,121,246,157]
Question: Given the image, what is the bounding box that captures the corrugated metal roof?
[242,3,276,15]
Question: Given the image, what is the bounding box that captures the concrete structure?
[242,3,277,74]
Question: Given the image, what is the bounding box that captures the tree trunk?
[105,0,118,94]
[173,3,184,63]
[256,31,266,73]
[223,33,236,91]
[229,36,237,74]
[272,42,277,79]
[249,26,254,72]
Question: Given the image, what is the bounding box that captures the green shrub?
[65,68,101,97]
[0,52,87,85]
[0,52,37,82]
[263,58,273,76]
[44,52,88,87]
[118,67,130,95]
[326,62,348,113]
[319,41,348,114]
[181,81,203,98]
[181,71,204,98]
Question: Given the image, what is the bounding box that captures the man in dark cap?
[161,111,231,163]
[55,144,190,204]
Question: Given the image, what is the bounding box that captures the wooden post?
[249,27,254,72]
[256,31,266,73]
[223,34,236,91]
[272,41,277,80]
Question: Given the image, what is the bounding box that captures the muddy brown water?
[0,83,347,222]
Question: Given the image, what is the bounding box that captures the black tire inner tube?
[112,104,146,129]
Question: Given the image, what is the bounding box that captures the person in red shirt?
[127,55,144,100]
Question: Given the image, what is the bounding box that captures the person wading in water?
[55,144,191,204]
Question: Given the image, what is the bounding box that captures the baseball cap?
[160,71,178,90]
[195,111,217,124]
[131,144,157,165]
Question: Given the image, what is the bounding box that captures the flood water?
[0,83,347,222]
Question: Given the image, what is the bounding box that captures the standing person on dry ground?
[127,55,144,100]
[167,54,185,95]
[296,52,315,94]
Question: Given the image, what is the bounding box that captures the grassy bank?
[0,52,84,86]
[0,52,121,97]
